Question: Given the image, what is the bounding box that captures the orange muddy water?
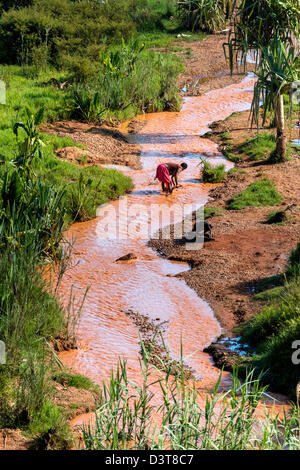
[60,75,258,396]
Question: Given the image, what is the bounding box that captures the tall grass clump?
[82,340,300,450]
[240,241,300,397]
[69,42,183,122]
[200,158,226,183]
[227,179,282,210]
[177,0,228,33]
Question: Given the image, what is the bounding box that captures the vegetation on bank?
[227,179,282,211]
[240,133,276,161]
[0,0,198,448]
[0,106,126,447]
[0,0,299,449]
[0,0,205,123]
[200,158,227,183]
[82,344,300,450]
[240,243,300,397]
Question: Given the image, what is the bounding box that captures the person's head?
[180,162,188,171]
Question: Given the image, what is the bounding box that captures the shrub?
[227,179,282,210]
[69,86,106,122]
[240,241,300,397]
[0,0,136,67]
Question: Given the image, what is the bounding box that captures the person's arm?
[173,168,179,187]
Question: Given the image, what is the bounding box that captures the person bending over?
[155,162,188,194]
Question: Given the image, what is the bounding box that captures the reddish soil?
[42,121,142,169]
[149,111,300,331]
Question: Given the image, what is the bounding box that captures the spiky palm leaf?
[251,38,298,127]
[251,38,299,159]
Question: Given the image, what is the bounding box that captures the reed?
[82,338,300,450]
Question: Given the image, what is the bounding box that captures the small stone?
[115,253,137,262]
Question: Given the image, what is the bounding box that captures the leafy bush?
[81,345,300,449]
[227,179,282,210]
[0,0,136,67]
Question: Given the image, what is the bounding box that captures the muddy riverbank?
[149,110,300,335]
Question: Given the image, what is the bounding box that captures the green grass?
[266,209,291,225]
[253,285,286,302]
[53,372,98,392]
[221,131,232,142]
[240,241,300,397]
[0,70,133,223]
[81,49,184,122]
[240,132,276,161]
[201,159,227,183]
[28,401,72,450]
[227,179,282,210]
[81,343,300,450]
[204,206,225,219]
[223,148,242,163]
[227,168,247,176]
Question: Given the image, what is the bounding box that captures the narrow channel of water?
[59,75,255,393]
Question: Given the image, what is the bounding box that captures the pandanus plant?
[223,0,300,73]
[251,38,299,161]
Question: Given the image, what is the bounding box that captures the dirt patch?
[149,110,300,332]
[52,382,98,421]
[42,121,142,170]
[173,33,254,95]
